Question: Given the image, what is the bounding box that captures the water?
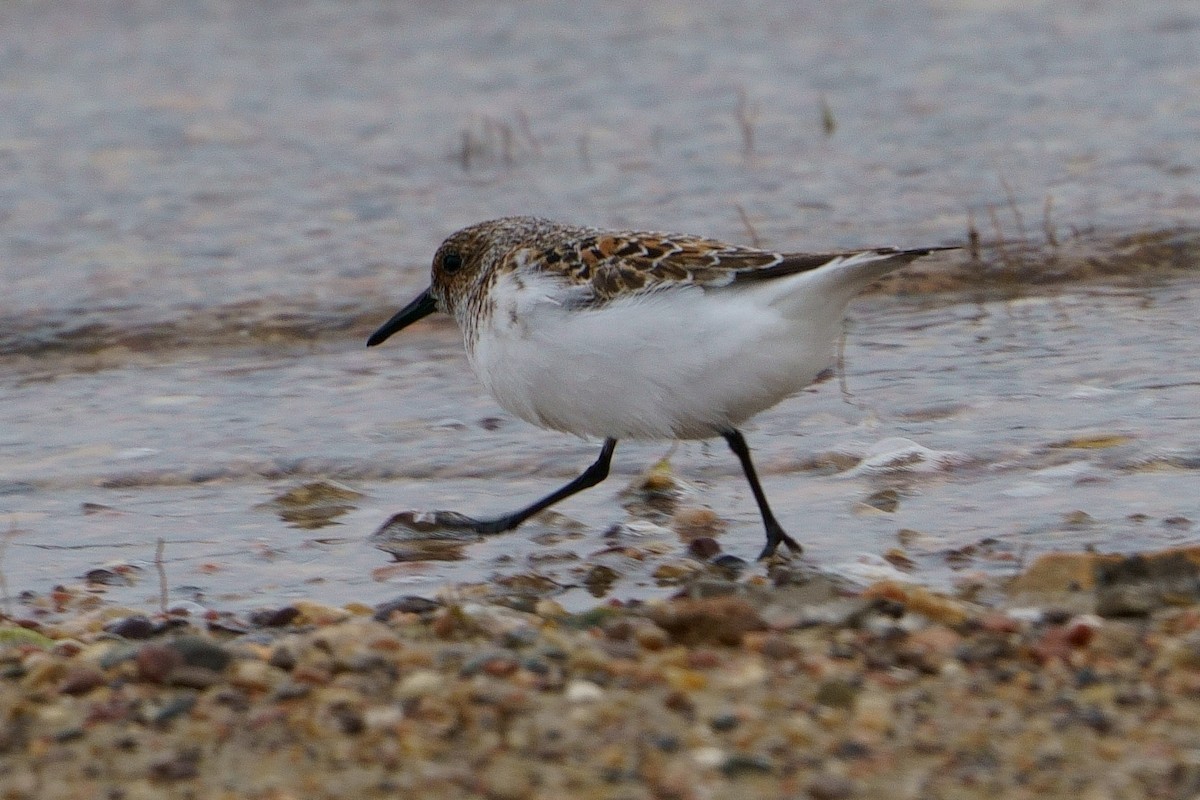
[3,280,1198,611]
[1,0,1198,611]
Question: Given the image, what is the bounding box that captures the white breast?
[463,268,855,441]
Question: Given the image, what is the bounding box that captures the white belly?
[464,271,851,440]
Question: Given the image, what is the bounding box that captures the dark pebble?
[709,554,749,575]
[710,713,740,732]
[808,773,856,799]
[500,627,539,648]
[720,754,774,777]
[83,568,132,587]
[862,488,899,513]
[1077,705,1114,735]
[273,680,312,701]
[58,666,106,696]
[1042,609,1074,625]
[599,639,639,660]
[168,636,231,672]
[759,635,799,660]
[521,657,550,676]
[248,606,302,627]
[815,679,859,708]
[663,690,694,715]
[152,695,197,725]
[149,748,201,782]
[213,688,250,711]
[373,595,442,620]
[602,619,634,641]
[268,646,297,671]
[538,645,569,662]
[169,666,224,690]
[687,537,721,559]
[651,734,680,753]
[332,704,366,735]
[136,645,183,683]
[205,616,251,635]
[106,615,159,640]
[832,739,872,759]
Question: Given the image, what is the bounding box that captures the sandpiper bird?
[368,216,956,559]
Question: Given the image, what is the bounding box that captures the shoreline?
[5,544,1200,798]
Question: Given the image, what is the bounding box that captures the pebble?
[6,550,1200,798]
[808,773,856,799]
[168,637,231,672]
[104,615,159,640]
[564,679,604,703]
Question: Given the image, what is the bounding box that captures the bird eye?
[442,251,464,274]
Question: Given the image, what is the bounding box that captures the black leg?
[722,430,802,559]
[471,438,618,535]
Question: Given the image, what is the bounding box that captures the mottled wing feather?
[532,231,778,300]
[520,228,957,305]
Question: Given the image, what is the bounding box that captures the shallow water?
[3,278,1199,611]
[1,0,1199,611]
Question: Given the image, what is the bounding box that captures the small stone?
[397,669,445,699]
[229,660,282,692]
[565,679,604,703]
[710,712,739,732]
[686,537,722,560]
[267,481,363,507]
[83,568,133,587]
[882,548,915,571]
[534,599,567,619]
[652,561,701,581]
[672,507,725,539]
[1048,433,1132,449]
[1063,510,1095,527]
[58,666,106,695]
[169,665,224,689]
[808,773,856,799]
[461,652,519,678]
[632,623,670,651]
[861,488,899,513]
[1008,551,1116,594]
[480,756,534,800]
[168,637,231,672]
[648,597,766,646]
[136,644,183,683]
[664,690,695,715]
[292,600,352,626]
[815,678,858,708]
[690,746,726,768]
[373,595,442,620]
[247,607,301,627]
[720,753,773,776]
[978,612,1021,633]
[149,748,201,782]
[268,646,297,671]
[105,615,159,640]
[756,634,799,660]
[152,695,197,725]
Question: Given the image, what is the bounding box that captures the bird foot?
[757,528,803,561]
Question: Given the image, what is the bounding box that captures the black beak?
[366,288,437,347]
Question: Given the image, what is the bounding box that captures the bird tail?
[818,245,957,291]
[761,245,958,318]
